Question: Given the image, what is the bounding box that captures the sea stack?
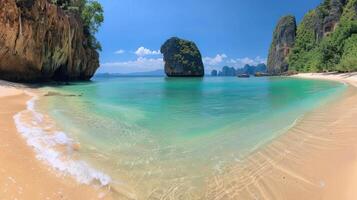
[160,37,204,77]
[0,0,100,82]
[267,15,297,75]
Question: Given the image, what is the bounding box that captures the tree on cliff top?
[288,0,357,72]
[50,0,104,50]
[80,0,104,50]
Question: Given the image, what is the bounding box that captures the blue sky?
[97,0,322,74]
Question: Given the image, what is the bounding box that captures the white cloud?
[99,57,164,73]
[203,54,227,66]
[114,49,125,54]
[135,47,161,57]
[228,56,267,68]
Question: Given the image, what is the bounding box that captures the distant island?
[95,69,165,77]
[267,0,357,74]
[211,63,267,76]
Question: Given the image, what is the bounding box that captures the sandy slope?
[205,73,357,199]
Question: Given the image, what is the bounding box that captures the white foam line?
[13,91,111,186]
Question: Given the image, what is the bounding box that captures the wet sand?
[205,73,357,199]
[0,84,113,200]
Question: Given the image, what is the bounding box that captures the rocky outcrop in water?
[0,0,100,82]
[160,37,204,77]
[267,15,297,75]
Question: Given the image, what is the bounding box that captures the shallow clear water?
[37,77,345,199]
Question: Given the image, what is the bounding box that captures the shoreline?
[206,73,357,199]
[291,73,357,199]
[293,72,357,87]
[293,73,357,199]
[0,83,113,200]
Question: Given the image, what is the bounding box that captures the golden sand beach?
[0,83,113,200]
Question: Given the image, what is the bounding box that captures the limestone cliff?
[269,0,357,73]
[267,16,297,74]
[0,0,99,82]
[315,0,347,40]
[289,0,355,72]
[160,37,204,77]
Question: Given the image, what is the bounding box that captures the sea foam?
[13,91,111,186]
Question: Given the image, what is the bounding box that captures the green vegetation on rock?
[288,0,357,72]
[49,0,104,50]
[161,37,204,77]
[80,0,104,50]
[288,10,320,72]
[337,34,357,71]
[268,0,356,73]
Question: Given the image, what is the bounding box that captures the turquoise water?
[38,77,345,199]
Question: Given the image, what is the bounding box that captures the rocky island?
[160,37,205,77]
[0,0,103,82]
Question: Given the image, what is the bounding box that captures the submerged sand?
[0,84,113,200]
[205,73,357,199]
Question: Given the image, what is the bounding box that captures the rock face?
[267,16,297,74]
[160,37,204,77]
[0,0,99,82]
[316,0,347,39]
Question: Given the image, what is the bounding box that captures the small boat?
[237,74,250,78]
